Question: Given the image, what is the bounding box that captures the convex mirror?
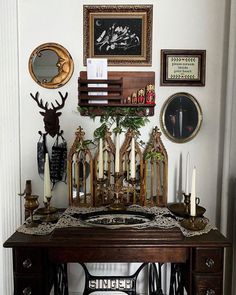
[28,43,74,89]
[160,92,202,143]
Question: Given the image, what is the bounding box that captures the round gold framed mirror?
[160,92,203,143]
[28,43,74,89]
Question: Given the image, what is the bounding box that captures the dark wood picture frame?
[160,49,206,86]
[83,5,153,66]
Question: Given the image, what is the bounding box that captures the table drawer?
[13,248,43,274]
[14,276,46,295]
[193,248,223,273]
[194,274,222,295]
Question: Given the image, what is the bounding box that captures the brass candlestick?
[37,195,57,215]
[183,193,190,215]
[183,193,205,217]
[43,196,52,214]
[180,216,208,231]
[96,178,106,205]
[24,195,39,227]
[109,172,126,210]
[41,196,58,223]
[129,178,136,204]
[18,179,33,220]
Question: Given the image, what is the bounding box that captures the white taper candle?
[130,137,136,179]
[98,138,103,179]
[104,141,108,171]
[44,153,51,202]
[185,153,190,194]
[190,167,196,216]
[115,133,120,173]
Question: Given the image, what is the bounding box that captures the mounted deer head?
[30,91,68,137]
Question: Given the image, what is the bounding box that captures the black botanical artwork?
[93,18,142,56]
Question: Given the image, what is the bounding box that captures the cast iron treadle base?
[53,262,185,295]
[149,263,164,295]
[81,262,147,295]
[54,263,69,295]
[169,263,185,295]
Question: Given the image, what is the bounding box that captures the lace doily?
[16,205,216,238]
[16,212,61,236]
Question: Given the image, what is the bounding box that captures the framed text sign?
[160,49,206,86]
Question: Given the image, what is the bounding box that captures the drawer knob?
[205,258,215,268]
[206,288,215,295]
[22,258,32,269]
[22,287,32,295]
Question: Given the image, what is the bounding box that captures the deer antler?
[30,92,48,110]
[51,92,68,111]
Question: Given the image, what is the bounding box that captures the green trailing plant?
[76,139,94,151]
[78,106,149,118]
[144,151,164,161]
[92,108,150,139]
[93,123,108,139]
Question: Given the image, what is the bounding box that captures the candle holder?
[97,177,105,184]
[18,179,33,220]
[24,195,39,228]
[180,216,208,231]
[96,178,106,205]
[109,172,126,210]
[36,196,57,215]
[168,193,206,218]
[183,193,191,215]
[128,177,137,204]
[39,196,59,223]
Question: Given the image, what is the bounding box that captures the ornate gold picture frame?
[83,5,153,66]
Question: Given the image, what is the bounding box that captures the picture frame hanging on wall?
[160,92,203,143]
[160,49,206,86]
[83,5,153,66]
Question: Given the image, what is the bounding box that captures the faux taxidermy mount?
[30,91,68,137]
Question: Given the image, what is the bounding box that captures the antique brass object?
[180,216,208,231]
[18,179,32,219]
[109,172,126,211]
[168,193,206,218]
[168,202,206,218]
[24,195,39,228]
[28,43,74,89]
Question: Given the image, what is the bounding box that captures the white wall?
[0,0,21,294]
[15,0,230,294]
[19,0,226,223]
[1,0,231,294]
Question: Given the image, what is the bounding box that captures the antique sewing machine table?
[4,223,230,295]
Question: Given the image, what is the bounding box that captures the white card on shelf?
[87,58,108,104]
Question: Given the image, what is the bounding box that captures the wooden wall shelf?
[78,71,155,116]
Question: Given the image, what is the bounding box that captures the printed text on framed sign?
[160,50,206,86]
